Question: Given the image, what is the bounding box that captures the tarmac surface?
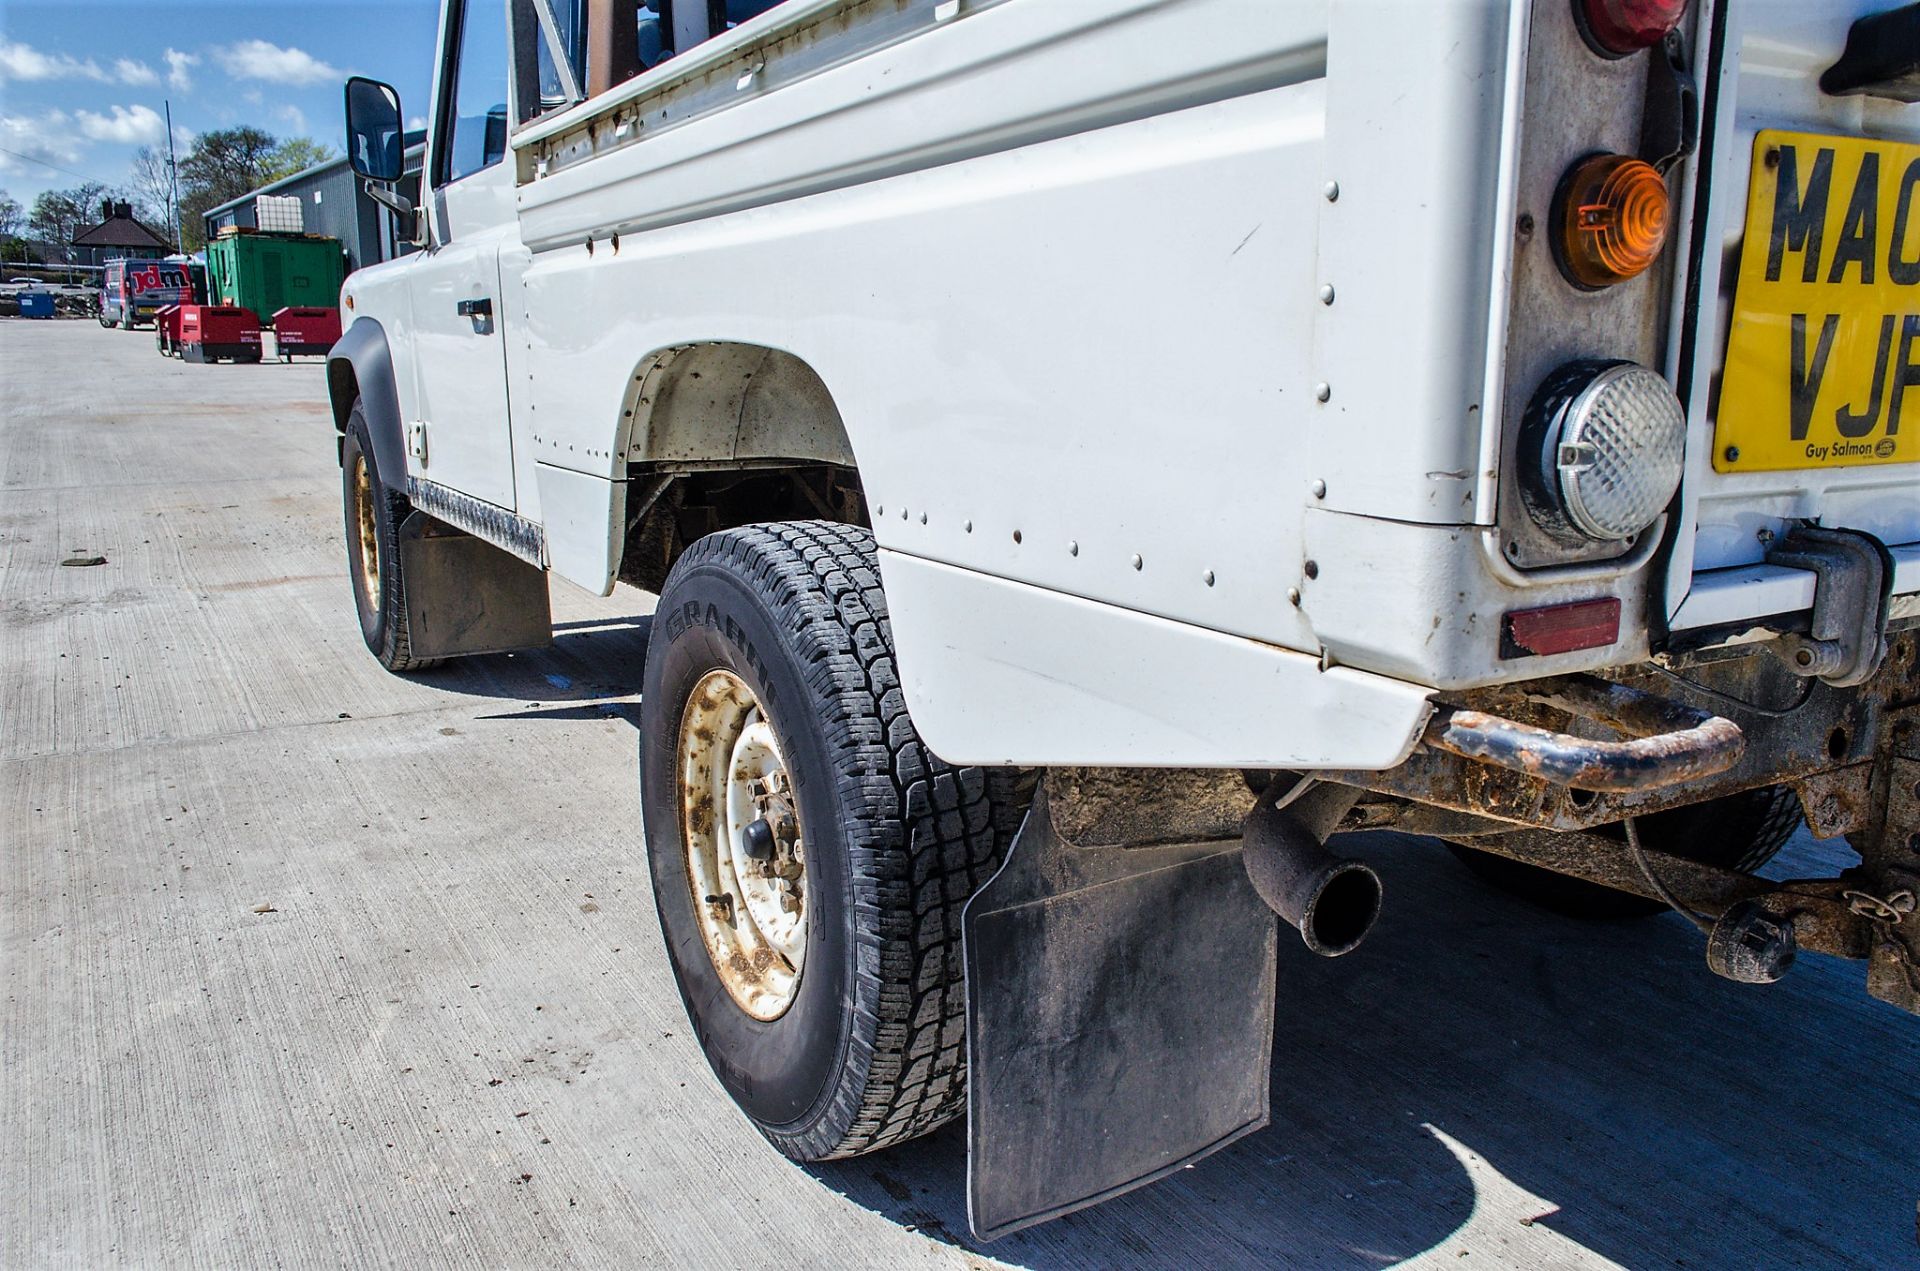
[3,318,1916,1269]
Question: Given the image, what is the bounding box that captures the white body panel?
[346,0,1920,770]
[878,550,1433,770]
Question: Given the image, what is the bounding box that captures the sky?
[0,0,442,210]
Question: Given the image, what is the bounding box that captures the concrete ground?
[2,318,1915,1270]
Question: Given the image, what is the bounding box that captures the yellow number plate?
[1714,129,1920,472]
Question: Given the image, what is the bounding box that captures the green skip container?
[204,232,347,324]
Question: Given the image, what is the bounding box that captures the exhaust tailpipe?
[1243,785,1381,957]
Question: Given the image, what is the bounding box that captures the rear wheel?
[340,401,439,673]
[1452,785,1803,919]
[642,522,1027,1160]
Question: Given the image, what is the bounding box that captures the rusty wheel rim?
[678,669,807,1020]
[350,452,381,608]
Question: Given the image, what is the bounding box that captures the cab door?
[405,0,518,511]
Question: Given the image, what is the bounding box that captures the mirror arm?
[362,180,427,247]
[363,179,413,220]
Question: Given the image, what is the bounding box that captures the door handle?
[455,297,493,318]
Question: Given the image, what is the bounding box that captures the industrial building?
[202,133,425,274]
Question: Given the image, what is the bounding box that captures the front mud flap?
[961,789,1276,1240]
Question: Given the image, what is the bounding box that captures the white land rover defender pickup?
[327,0,1920,1238]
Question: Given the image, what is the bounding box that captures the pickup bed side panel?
[521,81,1330,645]
[512,0,1515,763]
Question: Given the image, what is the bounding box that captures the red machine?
[177,305,263,364]
[270,306,342,360]
[154,304,185,357]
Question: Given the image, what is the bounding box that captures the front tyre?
[340,401,440,673]
[642,522,1024,1161]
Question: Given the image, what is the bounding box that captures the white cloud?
[114,58,158,86]
[406,116,426,131]
[0,39,109,82]
[0,111,83,173]
[276,104,309,136]
[215,39,341,87]
[164,48,197,92]
[74,104,167,145]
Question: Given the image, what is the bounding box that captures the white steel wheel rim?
[678,669,807,1021]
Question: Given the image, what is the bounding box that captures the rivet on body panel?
[1203,569,1215,587]
[1318,284,1335,305]
[1130,554,1143,571]
[1314,383,1331,403]
[1068,541,1078,557]
[1310,479,1326,499]
[1324,180,1340,202]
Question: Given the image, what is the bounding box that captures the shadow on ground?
[808,831,1918,1269]
[407,614,653,726]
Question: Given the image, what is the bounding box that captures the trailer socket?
[1243,793,1381,957]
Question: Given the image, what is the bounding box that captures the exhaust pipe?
[1243,783,1381,957]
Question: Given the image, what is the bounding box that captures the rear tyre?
[1452,785,1803,919]
[340,401,440,673]
[642,522,1028,1161]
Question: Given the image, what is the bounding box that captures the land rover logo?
[1876,437,1897,458]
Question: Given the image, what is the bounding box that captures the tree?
[128,146,178,248]
[264,137,339,183]
[177,126,280,249]
[0,191,22,239]
[173,129,343,250]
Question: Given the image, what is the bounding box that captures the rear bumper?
[1670,541,1920,639]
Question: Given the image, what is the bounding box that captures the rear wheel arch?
[614,343,870,594]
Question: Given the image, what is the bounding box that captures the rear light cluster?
[1548,0,1690,291]
[1513,0,1692,566]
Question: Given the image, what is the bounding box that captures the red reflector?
[1501,598,1621,658]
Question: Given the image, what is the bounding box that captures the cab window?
[440,0,510,183]
[515,0,787,126]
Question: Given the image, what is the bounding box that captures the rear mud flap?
[961,789,1276,1240]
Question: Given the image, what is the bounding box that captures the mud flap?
[397,510,554,659]
[961,788,1276,1240]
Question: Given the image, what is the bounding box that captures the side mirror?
[345,76,405,183]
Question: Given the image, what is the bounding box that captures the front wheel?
[642,522,1026,1161]
[340,402,439,673]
